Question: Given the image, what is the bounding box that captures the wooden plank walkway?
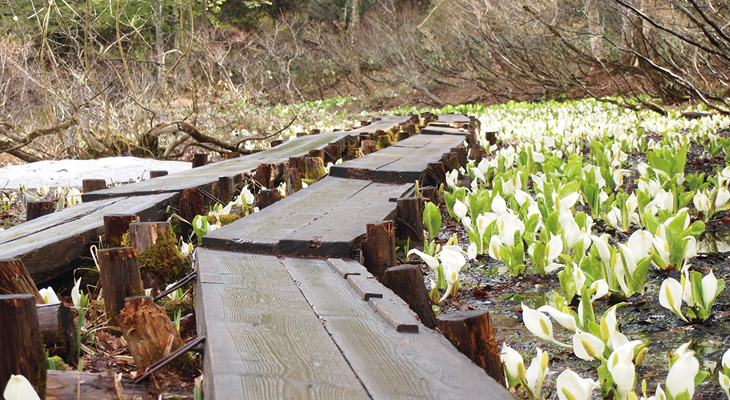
[196,249,512,400]
[82,115,410,201]
[329,133,466,184]
[0,193,173,283]
[202,177,411,258]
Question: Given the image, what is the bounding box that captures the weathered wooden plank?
[419,126,474,136]
[282,258,512,400]
[329,134,465,184]
[46,370,178,400]
[0,194,173,284]
[82,116,409,202]
[326,258,372,278]
[195,249,369,400]
[203,177,411,258]
[433,113,473,127]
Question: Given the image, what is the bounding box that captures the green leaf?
[423,202,442,239]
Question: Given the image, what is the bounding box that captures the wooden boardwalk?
[0,114,511,399]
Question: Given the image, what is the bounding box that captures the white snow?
[0,157,191,190]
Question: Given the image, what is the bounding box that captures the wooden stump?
[0,259,44,303]
[270,139,284,148]
[257,189,283,209]
[255,163,277,189]
[396,197,424,243]
[325,142,341,164]
[382,265,437,329]
[307,149,325,159]
[310,128,321,135]
[129,222,171,254]
[212,176,234,203]
[149,170,168,178]
[103,214,140,248]
[178,189,204,239]
[0,294,46,398]
[376,134,393,150]
[395,131,410,142]
[485,131,498,146]
[305,157,326,181]
[437,310,505,387]
[192,153,208,168]
[97,247,143,326]
[361,140,377,155]
[82,179,107,193]
[452,147,468,168]
[289,157,306,176]
[117,296,184,370]
[442,151,460,170]
[37,303,77,364]
[345,147,364,160]
[26,201,55,221]
[285,168,302,195]
[426,163,446,187]
[465,133,482,162]
[362,221,397,278]
[420,186,439,204]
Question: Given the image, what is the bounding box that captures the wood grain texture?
[282,258,512,400]
[195,249,369,400]
[203,177,411,258]
[0,194,173,284]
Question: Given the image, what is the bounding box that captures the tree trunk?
[584,0,605,61]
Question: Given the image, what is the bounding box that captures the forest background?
[1,0,728,162]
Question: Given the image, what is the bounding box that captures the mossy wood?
[103,214,140,248]
[137,230,190,294]
[0,194,173,285]
[437,310,506,387]
[304,157,325,180]
[329,133,467,184]
[202,177,411,258]
[129,221,171,254]
[25,201,56,221]
[382,264,437,329]
[97,247,144,326]
[117,296,185,370]
[361,139,376,155]
[285,167,302,195]
[0,294,46,399]
[0,258,44,303]
[37,302,77,364]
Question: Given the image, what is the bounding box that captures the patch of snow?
[0,157,191,190]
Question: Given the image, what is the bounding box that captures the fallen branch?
[0,118,78,162]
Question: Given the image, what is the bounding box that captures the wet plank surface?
[82,115,410,201]
[0,194,173,283]
[202,177,411,258]
[329,134,466,184]
[195,249,369,400]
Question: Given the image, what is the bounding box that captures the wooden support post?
[255,163,277,189]
[420,187,439,204]
[212,176,234,203]
[117,296,184,370]
[257,189,283,209]
[376,133,393,150]
[426,162,446,187]
[325,142,342,164]
[404,124,417,135]
[178,189,204,239]
[289,157,306,176]
[396,197,424,243]
[305,157,326,181]
[362,221,397,278]
[97,247,143,326]
[82,179,107,193]
[285,168,302,195]
[192,153,208,168]
[0,259,44,303]
[310,128,321,135]
[485,131,498,146]
[37,303,77,364]
[296,131,308,137]
[307,149,325,159]
[149,170,168,179]
[346,147,364,160]
[103,214,140,248]
[26,201,56,221]
[395,131,410,142]
[442,151,460,170]
[437,310,506,387]
[224,152,238,160]
[270,139,284,148]
[129,222,171,254]
[361,140,376,155]
[0,294,46,398]
[382,265,437,329]
[452,147,468,168]
[360,120,371,127]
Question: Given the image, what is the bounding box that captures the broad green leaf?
[423,202,442,239]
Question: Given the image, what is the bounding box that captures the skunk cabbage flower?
[538,305,578,332]
[525,347,549,398]
[71,279,82,309]
[556,369,598,400]
[500,344,525,385]
[445,169,459,189]
[39,287,60,305]
[720,348,730,398]
[406,249,439,270]
[659,277,687,321]
[717,187,730,210]
[3,374,40,400]
[453,199,468,221]
[522,304,569,347]
[666,351,700,399]
[572,330,605,361]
